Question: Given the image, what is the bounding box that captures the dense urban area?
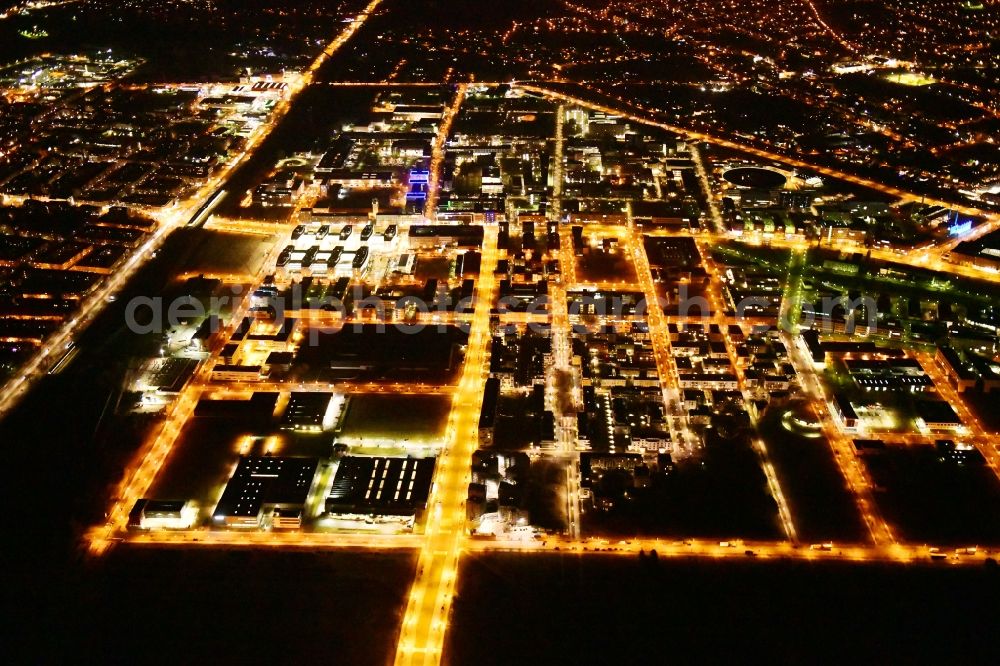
[3,0,1000,664]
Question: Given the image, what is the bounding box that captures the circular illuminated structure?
[277,157,309,169]
[723,166,788,189]
[780,404,823,439]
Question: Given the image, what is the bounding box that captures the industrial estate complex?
[3,0,1000,664]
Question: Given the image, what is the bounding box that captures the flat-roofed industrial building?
[280,391,344,432]
[213,456,320,528]
[325,456,436,517]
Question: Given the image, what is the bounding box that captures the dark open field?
[446,552,1000,665]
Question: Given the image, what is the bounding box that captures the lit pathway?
[394,226,498,666]
[424,84,467,219]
